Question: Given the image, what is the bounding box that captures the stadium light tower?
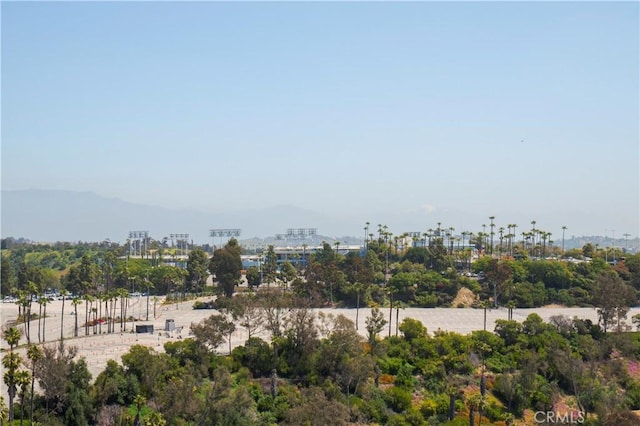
[209,229,241,250]
[128,231,149,258]
[170,233,189,256]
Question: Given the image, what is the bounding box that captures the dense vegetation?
[2,231,640,425]
[3,234,638,312]
[3,301,640,425]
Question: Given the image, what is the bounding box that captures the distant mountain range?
[0,189,361,244]
[2,189,638,252]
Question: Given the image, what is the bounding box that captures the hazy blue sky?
[2,1,638,239]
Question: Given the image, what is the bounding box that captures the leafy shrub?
[384,386,413,413]
[192,300,215,309]
[419,398,438,417]
[379,356,404,375]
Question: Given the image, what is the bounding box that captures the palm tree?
[18,293,31,345]
[2,354,21,422]
[530,220,537,255]
[101,291,110,334]
[72,296,81,337]
[466,392,486,426]
[118,288,129,332]
[111,290,120,333]
[59,289,68,345]
[153,296,159,319]
[25,282,39,344]
[84,294,94,336]
[40,296,50,342]
[3,327,21,350]
[448,227,455,254]
[92,307,98,334]
[488,216,496,255]
[445,374,464,421]
[506,300,517,321]
[0,397,8,424]
[16,369,30,424]
[543,232,552,258]
[302,243,308,273]
[510,224,518,257]
[37,293,44,343]
[481,224,487,251]
[98,292,103,334]
[561,226,568,253]
[133,394,146,426]
[3,327,22,422]
[388,287,394,337]
[364,222,370,251]
[26,344,42,424]
[480,300,492,330]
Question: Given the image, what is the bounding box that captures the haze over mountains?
[1,189,359,244]
[1,189,637,251]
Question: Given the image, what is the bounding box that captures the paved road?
[2,298,637,396]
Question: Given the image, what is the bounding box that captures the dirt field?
[1,297,635,395]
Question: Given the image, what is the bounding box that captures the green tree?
[156,373,200,423]
[149,264,187,295]
[209,238,243,298]
[186,248,210,294]
[196,366,255,426]
[366,307,387,351]
[279,261,297,290]
[263,245,278,287]
[65,254,99,295]
[591,271,636,332]
[304,242,345,306]
[245,266,261,289]
[92,359,139,407]
[260,290,293,339]
[228,293,264,341]
[582,243,595,258]
[16,262,43,293]
[427,238,452,272]
[399,317,428,341]
[34,344,83,417]
[1,255,15,296]
[64,358,94,426]
[120,345,169,399]
[279,307,319,377]
[191,314,236,354]
[484,259,513,307]
[283,386,350,426]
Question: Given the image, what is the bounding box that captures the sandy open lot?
[2,296,636,396]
